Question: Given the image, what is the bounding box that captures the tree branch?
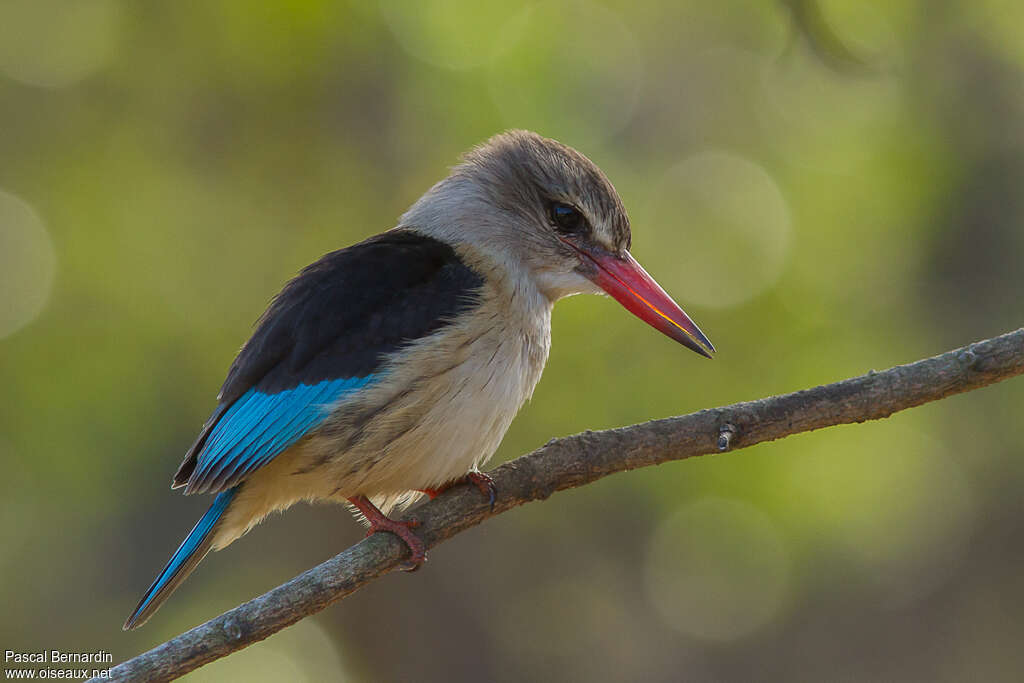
[99,327,1024,683]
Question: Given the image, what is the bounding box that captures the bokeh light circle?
[0,0,121,88]
[645,497,790,642]
[645,151,791,308]
[756,3,902,172]
[488,1,642,145]
[0,190,56,339]
[378,0,514,71]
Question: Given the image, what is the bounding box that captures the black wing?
[172,229,485,492]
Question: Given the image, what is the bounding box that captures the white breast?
[334,281,553,507]
[395,305,550,485]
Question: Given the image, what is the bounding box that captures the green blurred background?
[2,1,1023,681]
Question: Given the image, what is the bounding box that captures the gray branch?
[98,327,1024,683]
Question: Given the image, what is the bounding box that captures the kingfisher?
[124,130,714,630]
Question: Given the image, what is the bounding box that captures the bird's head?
[402,130,714,359]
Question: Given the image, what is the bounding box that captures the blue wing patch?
[185,376,375,494]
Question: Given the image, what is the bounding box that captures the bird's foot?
[418,471,497,509]
[347,495,426,571]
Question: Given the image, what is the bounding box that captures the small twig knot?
[222,617,243,641]
[718,423,738,451]
[958,346,979,370]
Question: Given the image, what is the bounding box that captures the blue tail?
[123,488,237,630]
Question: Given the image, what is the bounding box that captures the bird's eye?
[549,202,586,234]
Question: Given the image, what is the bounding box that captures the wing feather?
[172,229,485,494]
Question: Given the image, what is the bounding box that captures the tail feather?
[123,488,237,630]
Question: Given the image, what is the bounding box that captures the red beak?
[569,241,714,359]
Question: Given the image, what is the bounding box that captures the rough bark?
[96,327,1024,683]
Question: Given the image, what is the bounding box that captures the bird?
[123,130,714,630]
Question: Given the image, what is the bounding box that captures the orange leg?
[347,495,426,568]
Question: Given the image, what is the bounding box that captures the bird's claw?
[465,471,497,510]
[364,516,426,570]
[416,471,497,510]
